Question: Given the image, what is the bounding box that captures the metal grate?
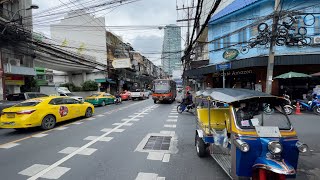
[143,136,172,150]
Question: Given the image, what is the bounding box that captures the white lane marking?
[170,113,179,115]
[157,177,166,180]
[166,119,177,122]
[59,147,97,156]
[84,136,113,142]
[0,143,20,149]
[121,118,139,122]
[168,116,178,118]
[101,128,125,133]
[54,127,68,131]
[129,115,144,118]
[32,134,48,138]
[113,123,133,126]
[96,114,104,117]
[160,131,176,136]
[147,152,164,160]
[85,117,95,120]
[19,164,70,179]
[162,154,170,163]
[27,105,157,180]
[134,112,148,115]
[164,124,176,128]
[135,173,158,180]
[71,122,83,125]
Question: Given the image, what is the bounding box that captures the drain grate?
[143,136,172,150]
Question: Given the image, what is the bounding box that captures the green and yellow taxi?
[85,92,115,106]
[0,96,94,130]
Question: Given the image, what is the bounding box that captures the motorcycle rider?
[115,91,121,103]
[184,91,193,111]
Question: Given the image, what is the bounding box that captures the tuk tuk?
[195,88,308,180]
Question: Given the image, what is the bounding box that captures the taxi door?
[64,98,82,119]
[48,98,72,122]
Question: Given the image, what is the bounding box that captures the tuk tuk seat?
[197,108,231,134]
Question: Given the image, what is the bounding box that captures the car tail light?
[16,110,36,115]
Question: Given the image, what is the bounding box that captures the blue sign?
[216,63,231,71]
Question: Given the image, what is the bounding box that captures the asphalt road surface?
[0,99,318,180]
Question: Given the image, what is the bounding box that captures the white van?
[56,87,84,102]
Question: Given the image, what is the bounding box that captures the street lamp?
[1,4,39,34]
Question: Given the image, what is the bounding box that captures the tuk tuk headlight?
[296,141,308,153]
[234,139,250,152]
[268,141,282,154]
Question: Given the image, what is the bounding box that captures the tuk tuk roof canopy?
[196,88,278,103]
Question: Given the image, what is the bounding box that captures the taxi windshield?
[15,101,41,107]
[234,101,292,130]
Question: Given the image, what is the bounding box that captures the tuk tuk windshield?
[234,101,292,130]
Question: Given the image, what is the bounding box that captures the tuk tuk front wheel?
[196,135,207,157]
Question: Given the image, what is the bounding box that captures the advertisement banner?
[5,75,25,85]
[112,58,132,69]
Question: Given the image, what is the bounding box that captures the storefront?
[5,75,25,94]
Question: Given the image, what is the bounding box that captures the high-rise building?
[161,24,181,75]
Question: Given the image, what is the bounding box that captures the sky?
[32,0,188,66]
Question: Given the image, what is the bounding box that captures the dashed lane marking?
[170,113,179,115]
[164,124,176,128]
[168,116,178,118]
[31,134,48,138]
[96,114,104,117]
[84,136,113,142]
[162,154,170,163]
[71,122,83,125]
[129,115,144,118]
[54,127,68,131]
[166,119,177,122]
[113,122,133,126]
[0,143,20,149]
[58,147,97,156]
[122,118,140,122]
[25,105,158,180]
[147,152,164,160]
[19,164,70,180]
[101,128,125,133]
[160,131,175,136]
[135,172,165,180]
[85,117,95,121]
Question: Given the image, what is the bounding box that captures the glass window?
[15,101,41,107]
[36,94,48,98]
[49,98,65,105]
[238,28,247,43]
[315,16,320,35]
[223,36,230,48]
[65,98,77,104]
[213,39,221,50]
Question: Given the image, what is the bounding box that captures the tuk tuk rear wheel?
[196,135,207,157]
[313,107,320,115]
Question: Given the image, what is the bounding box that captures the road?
[0,99,318,180]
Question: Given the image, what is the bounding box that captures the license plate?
[2,122,15,125]
[6,113,15,118]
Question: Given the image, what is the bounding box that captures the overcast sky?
[32,0,187,66]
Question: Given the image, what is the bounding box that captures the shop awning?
[95,78,116,84]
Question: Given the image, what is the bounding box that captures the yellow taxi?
[0,96,94,130]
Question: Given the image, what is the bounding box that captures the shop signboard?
[216,63,231,71]
[112,58,132,69]
[223,49,239,61]
[5,75,25,85]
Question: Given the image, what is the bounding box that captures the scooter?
[294,97,320,115]
[114,97,122,105]
[283,94,294,115]
[177,102,195,114]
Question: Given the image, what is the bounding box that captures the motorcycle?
[294,97,320,115]
[177,102,195,114]
[114,97,122,105]
[263,94,293,115]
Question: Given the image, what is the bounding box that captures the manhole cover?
[143,136,172,150]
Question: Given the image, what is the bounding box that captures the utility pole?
[266,0,281,94]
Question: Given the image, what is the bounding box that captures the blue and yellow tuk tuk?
[195,88,308,180]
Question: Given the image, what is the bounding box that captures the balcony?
[4,64,36,76]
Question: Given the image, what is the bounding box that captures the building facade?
[186,0,320,99]
[0,0,36,99]
[161,24,182,75]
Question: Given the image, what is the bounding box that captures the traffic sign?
[216,63,231,71]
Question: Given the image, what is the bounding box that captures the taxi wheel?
[41,115,56,130]
[101,101,106,106]
[196,135,207,158]
[85,108,93,118]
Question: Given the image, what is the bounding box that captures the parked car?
[130,89,149,100]
[120,91,131,101]
[57,87,84,102]
[0,96,94,130]
[85,92,115,106]
[0,92,48,112]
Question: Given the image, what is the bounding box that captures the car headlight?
[268,141,282,154]
[296,141,308,153]
[234,139,250,152]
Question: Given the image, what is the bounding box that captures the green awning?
[95,79,106,83]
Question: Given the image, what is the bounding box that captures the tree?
[82,80,98,91]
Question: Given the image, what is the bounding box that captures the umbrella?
[311,72,320,77]
[274,71,311,79]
